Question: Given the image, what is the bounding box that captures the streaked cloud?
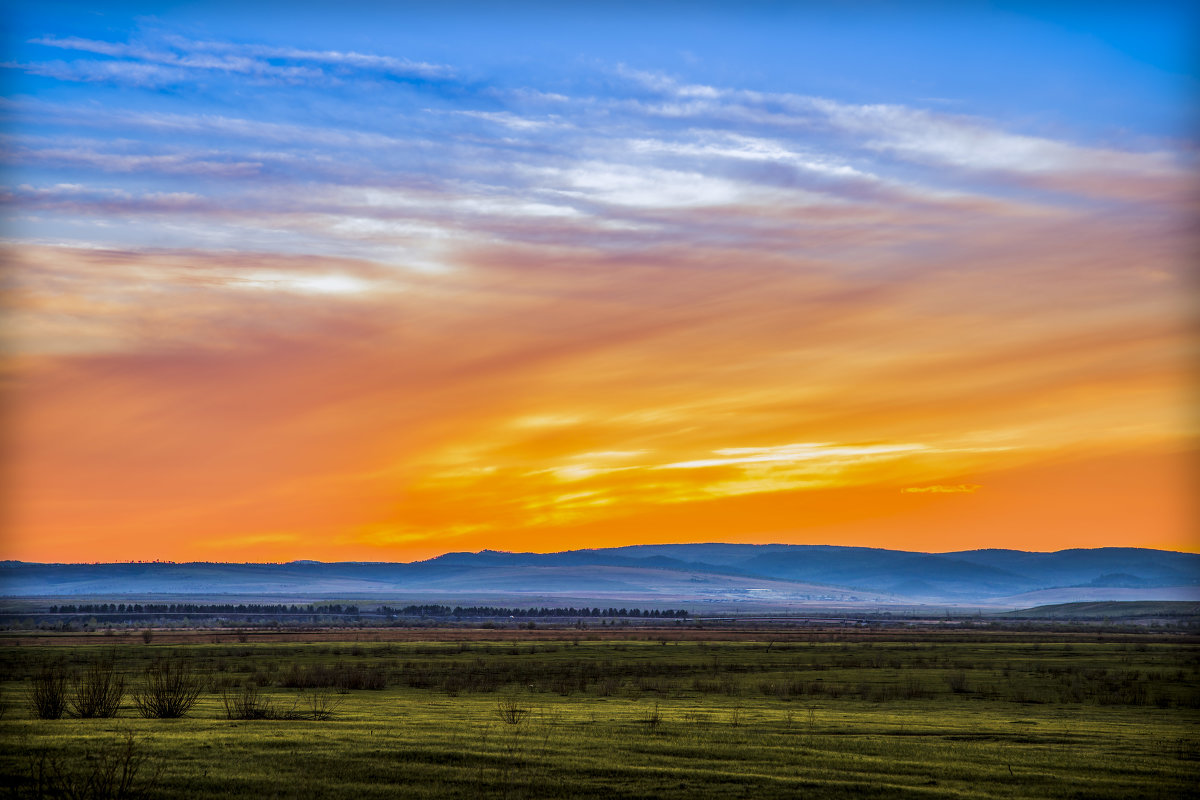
[23,34,452,86]
[658,443,927,470]
[901,484,982,494]
[615,69,1192,202]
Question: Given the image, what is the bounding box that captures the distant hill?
[2,545,1197,606]
[999,601,1200,620]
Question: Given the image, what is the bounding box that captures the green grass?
[2,635,1197,798]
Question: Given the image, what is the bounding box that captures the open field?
[2,629,1197,799]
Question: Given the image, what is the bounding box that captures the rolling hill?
[2,544,1196,607]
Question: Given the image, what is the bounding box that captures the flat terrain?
[2,628,1197,799]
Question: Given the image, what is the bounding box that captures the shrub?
[30,664,68,720]
[641,702,663,730]
[496,699,530,725]
[133,658,204,718]
[279,688,344,720]
[26,730,159,799]
[140,629,154,644]
[221,684,274,720]
[278,662,388,691]
[71,656,126,718]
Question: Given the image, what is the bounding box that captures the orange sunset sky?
[2,3,1197,562]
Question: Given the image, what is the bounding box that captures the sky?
[1,1,1197,563]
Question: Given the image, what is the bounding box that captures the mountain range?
[3,544,1197,608]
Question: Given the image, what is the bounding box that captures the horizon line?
[5,541,1196,567]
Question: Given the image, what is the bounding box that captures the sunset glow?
[2,2,1196,562]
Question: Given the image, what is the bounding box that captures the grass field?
[2,630,1197,798]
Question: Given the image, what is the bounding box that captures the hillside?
[2,545,1196,606]
[999,601,1200,620]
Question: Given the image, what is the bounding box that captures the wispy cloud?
[614,69,1191,201]
[175,38,454,78]
[3,58,195,88]
[26,34,452,86]
[658,443,926,470]
[901,484,982,494]
[444,109,568,131]
[9,144,262,177]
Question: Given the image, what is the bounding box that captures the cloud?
[173,38,454,79]
[27,34,452,86]
[3,58,195,88]
[613,69,1191,202]
[121,110,407,148]
[445,110,567,131]
[901,484,982,494]
[30,35,146,58]
[658,443,927,470]
[10,144,262,177]
[803,97,1178,177]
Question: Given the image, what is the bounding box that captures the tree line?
[46,603,688,618]
[377,605,688,618]
[48,603,359,615]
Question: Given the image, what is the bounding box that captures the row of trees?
[46,603,689,619]
[48,603,359,615]
[378,605,688,618]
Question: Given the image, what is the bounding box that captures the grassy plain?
[1,629,1197,799]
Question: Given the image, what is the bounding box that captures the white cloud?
[901,484,982,493]
[17,146,262,177]
[350,186,583,219]
[658,442,927,470]
[626,134,872,181]
[447,110,567,131]
[235,271,374,295]
[532,161,826,209]
[806,98,1178,177]
[29,34,452,85]
[180,39,454,79]
[614,68,1184,184]
[3,58,194,87]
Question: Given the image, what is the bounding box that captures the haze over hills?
[3,545,1197,608]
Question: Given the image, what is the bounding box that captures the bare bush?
[279,688,344,720]
[30,664,68,720]
[71,656,125,718]
[496,699,530,725]
[133,658,203,718]
[221,684,274,720]
[140,629,154,645]
[641,702,662,730]
[26,730,160,799]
